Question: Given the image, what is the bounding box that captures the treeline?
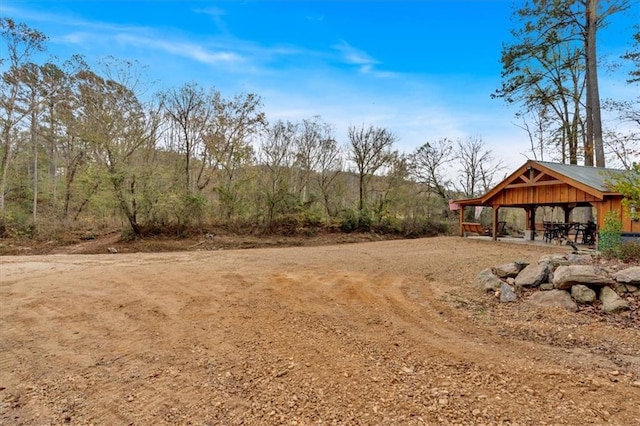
[1,18,506,238]
[3,12,638,240]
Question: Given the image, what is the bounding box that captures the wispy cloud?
[114,34,243,65]
[332,40,396,78]
[334,40,379,67]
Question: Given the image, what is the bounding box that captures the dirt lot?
[1,236,639,425]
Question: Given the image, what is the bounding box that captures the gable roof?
[456,160,626,205]
[535,161,626,192]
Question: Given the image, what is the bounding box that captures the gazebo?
[454,160,639,242]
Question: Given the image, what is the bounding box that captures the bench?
[462,222,488,236]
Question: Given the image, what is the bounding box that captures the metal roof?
[536,161,626,192]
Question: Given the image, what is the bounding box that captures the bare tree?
[409,138,454,205]
[348,124,397,213]
[456,137,503,198]
[259,120,297,228]
[314,132,343,218]
[162,83,215,192]
[291,116,334,204]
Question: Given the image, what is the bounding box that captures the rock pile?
[474,253,640,314]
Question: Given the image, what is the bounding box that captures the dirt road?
[1,237,639,425]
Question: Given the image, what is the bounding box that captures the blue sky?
[3,0,639,169]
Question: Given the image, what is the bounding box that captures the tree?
[608,163,640,220]
[0,18,48,234]
[603,99,639,168]
[409,138,454,206]
[72,62,160,236]
[259,120,297,228]
[456,137,503,198]
[623,28,640,83]
[314,131,343,218]
[347,124,396,213]
[161,83,215,193]
[496,0,630,167]
[205,92,265,221]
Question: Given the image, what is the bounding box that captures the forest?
[1,1,639,240]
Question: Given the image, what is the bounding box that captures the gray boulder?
[566,254,593,265]
[473,268,503,292]
[527,290,578,312]
[553,265,615,290]
[539,254,570,267]
[515,263,550,288]
[614,267,640,285]
[599,287,630,314]
[571,284,597,304]
[492,262,527,279]
[500,283,518,303]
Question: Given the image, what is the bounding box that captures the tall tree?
[162,83,215,192]
[72,63,160,236]
[259,120,297,228]
[205,92,265,220]
[348,124,396,213]
[314,129,343,218]
[496,0,630,167]
[0,18,48,234]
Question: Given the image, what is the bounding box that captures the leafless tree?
[348,124,397,213]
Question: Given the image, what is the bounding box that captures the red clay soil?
[1,236,639,425]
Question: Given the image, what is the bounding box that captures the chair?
[581,222,596,245]
[543,222,560,243]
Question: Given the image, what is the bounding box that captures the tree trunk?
[31,102,39,224]
[587,0,605,167]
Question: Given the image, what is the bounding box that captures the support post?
[492,205,500,241]
[530,206,537,241]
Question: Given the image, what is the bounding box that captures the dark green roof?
[536,161,626,192]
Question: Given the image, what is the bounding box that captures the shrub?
[617,241,640,263]
[339,209,372,233]
[598,211,622,257]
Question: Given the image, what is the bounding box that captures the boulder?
[500,283,518,303]
[473,268,503,292]
[566,254,593,265]
[570,284,596,304]
[553,265,615,290]
[599,287,630,314]
[492,262,527,279]
[527,290,578,312]
[538,254,570,267]
[539,283,555,291]
[613,267,640,285]
[515,263,550,288]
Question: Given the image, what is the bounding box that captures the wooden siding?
[487,183,600,206]
[601,196,640,233]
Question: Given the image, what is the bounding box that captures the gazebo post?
[492,205,500,241]
[528,206,537,241]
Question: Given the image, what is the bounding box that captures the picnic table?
[543,221,596,245]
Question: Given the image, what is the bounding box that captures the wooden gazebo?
[454,160,639,241]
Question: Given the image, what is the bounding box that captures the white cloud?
[114,34,244,65]
[334,40,379,67]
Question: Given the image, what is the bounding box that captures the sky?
[2,0,639,170]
